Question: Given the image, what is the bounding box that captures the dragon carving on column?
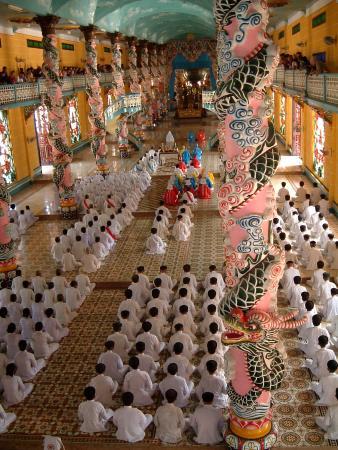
[127,38,143,139]
[214,1,306,448]
[82,26,109,174]
[139,42,152,127]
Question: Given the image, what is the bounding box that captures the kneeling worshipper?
[172,215,190,242]
[154,389,186,444]
[78,386,114,434]
[0,403,16,433]
[315,388,338,440]
[145,228,167,255]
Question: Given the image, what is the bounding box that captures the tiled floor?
[1,117,337,449]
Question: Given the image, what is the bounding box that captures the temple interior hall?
[0,1,338,450]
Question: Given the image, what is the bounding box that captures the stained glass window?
[313,113,325,179]
[280,95,286,137]
[0,111,16,184]
[292,101,301,156]
[108,93,113,106]
[270,90,275,124]
[67,96,81,144]
[34,105,53,166]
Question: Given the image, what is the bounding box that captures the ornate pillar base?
[225,422,278,450]
[59,200,78,220]
[0,260,17,283]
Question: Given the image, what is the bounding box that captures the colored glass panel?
[0,111,16,184]
[34,105,53,166]
[292,101,301,156]
[280,95,286,137]
[313,113,325,179]
[68,97,81,145]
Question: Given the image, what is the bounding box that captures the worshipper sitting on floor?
[1,362,34,406]
[65,280,84,312]
[172,215,190,242]
[62,248,82,272]
[277,182,290,202]
[119,310,141,341]
[107,322,133,362]
[8,218,20,243]
[19,309,34,342]
[145,228,167,255]
[135,341,159,382]
[159,362,192,408]
[295,180,307,203]
[311,182,322,205]
[322,288,338,321]
[117,289,142,322]
[51,237,64,265]
[152,215,169,241]
[81,248,101,274]
[136,321,165,362]
[156,265,177,291]
[195,360,228,408]
[54,294,76,327]
[4,323,21,360]
[188,391,226,445]
[88,363,118,408]
[172,305,197,340]
[0,402,16,433]
[315,388,338,440]
[123,356,157,406]
[128,274,149,308]
[97,340,128,384]
[31,322,59,359]
[78,386,114,434]
[112,391,153,443]
[311,360,338,406]
[197,339,227,377]
[147,307,170,341]
[298,314,331,358]
[154,388,186,444]
[14,339,46,381]
[304,335,337,380]
[75,273,95,298]
[43,308,69,343]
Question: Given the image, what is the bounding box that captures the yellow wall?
[273,0,338,71]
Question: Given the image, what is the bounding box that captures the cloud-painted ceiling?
[1,0,317,43]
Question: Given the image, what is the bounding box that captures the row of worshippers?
[134,147,161,175]
[274,180,338,270]
[8,204,39,241]
[51,171,151,272]
[77,264,229,444]
[0,270,94,425]
[276,187,338,439]
[145,198,195,255]
[75,169,151,216]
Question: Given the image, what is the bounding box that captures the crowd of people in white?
[277,180,338,439]
[77,263,229,444]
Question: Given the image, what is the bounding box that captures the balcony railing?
[202,70,338,111]
[0,73,114,107]
[104,94,142,122]
[273,68,338,106]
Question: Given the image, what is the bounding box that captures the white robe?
[316,405,338,439]
[146,235,166,255]
[189,404,225,445]
[97,350,128,384]
[1,375,33,406]
[62,252,81,272]
[305,347,337,379]
[89,374,118,408]
[78,399,113,433]
[81,254,100,273]
[312,373,338,405]
[113,406,153,443]
[154,403,185,443]
[159,374,191,407]
[14,350,46,381]
[172,221,190,241]
[123,369,156,406]
[0,403,16,433]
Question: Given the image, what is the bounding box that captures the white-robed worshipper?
[310,182,322,205]
[78,386,114,434]
[0,281,12,307]
[19,309,34,342]
[0,403,16,433]
[92,237,109,261]
[195,360,228,408]
[81,249,101,274]
[43,308,69,342]
[307,261,325,298]
[305,335,337,379]
[9,204,18,224]
[277,182,290,202]
[31,322,59,359]
[8,219,20,242]
[282,261,301,293]
[147,307,170,341]
[117,289,142,322]
[319,194,330,216]
[134,341,159,383]
[136,321,165,362]
[14,339,46,381]
[163,342,195,384]
[32,295,47,324]
[24,205,38,227]
[172,305,197,340]
[165,130,175,150]
[1,363,34,406]
[62,248,82,272]
[128,274,149,308]
[299,314,331,358]
[203,264,225,292]
[51,237,64,264]
[295,180,307,203]
[145,228,167,255]
[155,201,172,220]
[123,356,157,406]
[75,273,95,298]
[311,360,338,406]
[168,323,198,359]
[4,323,21,360]
[152,215,169,240]
[159,363,191,408]
[315,388,338,440]
[88,363,118,408]
[54,294,76,327]
[18,210,28,235]
[197,340,227,377]
[113,391,153,443]
[66,281,84,312]
[318,273,336,307]
[189,392,226,445]
[324,288,338,321]
[119,310,141,342]
[52,270,69,297]
[31,271,47,296]
[173,288,196,317]
[107,322,133,362]
[147,289,171,320]
[199,304,225,336]
[156,265,177,291]
[154,388,186,444]
[172,215,190,241]
[97,341,128,384]
[136,266,151,291]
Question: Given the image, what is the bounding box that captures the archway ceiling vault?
[1,0,316,43]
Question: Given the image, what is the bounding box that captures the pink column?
[139,41,152,128]
[0,173,16,279]
[127,38,143,140]
[81,25,109,175]
[157,45,168,116]
[35,15,77,218]
[214,1,305,448]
